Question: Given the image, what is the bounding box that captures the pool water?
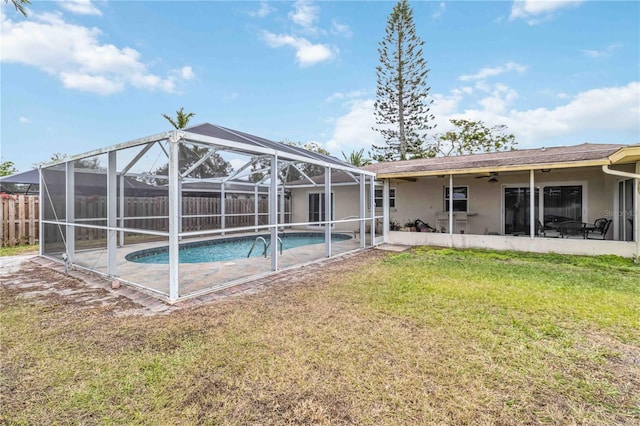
[125,232,352,264]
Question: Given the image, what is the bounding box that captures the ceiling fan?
[475,172,499,183]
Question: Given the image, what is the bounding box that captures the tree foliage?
[342,148,372,167]
[435,119,517,156]
[4,0,30,17]
[250,141,331,183]
[161,107,195,130]
[157,108,232,179]
[0,161,17,177]
[372,0,435,162]
[154,144,233,179]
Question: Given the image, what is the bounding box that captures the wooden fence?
[4,195,290,247]
[1,195,39,247]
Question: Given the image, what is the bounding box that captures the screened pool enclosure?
[40,123,379,302]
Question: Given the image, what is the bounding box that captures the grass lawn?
[0,244,39,257]
[1,247,639,424]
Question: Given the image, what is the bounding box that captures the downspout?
[602,165,640,261]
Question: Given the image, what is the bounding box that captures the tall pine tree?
[372,0,435,162]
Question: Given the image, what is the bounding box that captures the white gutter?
[601,165,640,179]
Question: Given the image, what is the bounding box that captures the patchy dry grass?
[0,244,38,257]
[1,248,639,425]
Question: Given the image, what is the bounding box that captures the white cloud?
[438,82,640,146]
[433,2,446,19]
[18,116,30,124]
[324,82,639,156]
[510,0,583,24]
[56,0,102,16]
[262,31,334,66]
[229,158,247,171]
[460,62,527,82]
[248,1,273,18]
[288,0,320,33]
[224,92,239,102]
[580,43,621,59]
[324,90,366,103]
[179,66,195,80]
[331,19,352,37]
[0,12,193,95]
[325,99,384,153]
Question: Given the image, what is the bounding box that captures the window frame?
[374,187,396,210]
[307,191,334,225]
[444,186,468,212]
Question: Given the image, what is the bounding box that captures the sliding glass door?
[618,179,634,241]
[308,192,334,225]
[504,187,539,234]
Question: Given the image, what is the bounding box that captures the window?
[543,185,582,224]
[444,186,468,212]
[308,192,334,223]
[374,188,396,209]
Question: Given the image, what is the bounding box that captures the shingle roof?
[363,143,629,176]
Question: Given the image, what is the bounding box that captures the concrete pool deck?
[53,230,365,300]
[27,244,396,311]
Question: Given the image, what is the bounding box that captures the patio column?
[254,185,259,232]
[359,174,366,248]
[636,161,639,259]
[168,133,180,301]
[449,174,454,235]
[221,182,226,236]
[38,167,44,256]
[280,184,286,227]
[383,178,390,243]
[530,169,535,239]
[118,174,124,246]
[65,161,75,263]
[107,151,117,277]
[369,175,376,245]
[270,154,278,271]
[324,166,332,257]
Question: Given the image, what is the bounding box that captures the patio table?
[547,220,587,239]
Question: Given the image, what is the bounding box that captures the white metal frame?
[39,128,376,302]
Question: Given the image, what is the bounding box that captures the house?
[364,143,639,258]
[288,143,639,258]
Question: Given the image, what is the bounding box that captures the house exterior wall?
[388,166,629,238]
[289,184,368,232]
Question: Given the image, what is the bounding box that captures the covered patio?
[39,123,377,302]
[366,143,640,259]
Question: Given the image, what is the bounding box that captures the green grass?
[1,247,639,424]
[0,244,39,256]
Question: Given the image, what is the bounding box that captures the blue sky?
[1,0,639,172]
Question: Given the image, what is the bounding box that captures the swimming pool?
[125,232,353,264]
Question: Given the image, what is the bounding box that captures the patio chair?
[585,218,612,240]
[537,220,560,238]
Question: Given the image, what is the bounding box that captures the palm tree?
[161,107,195,130]
[342,148,372,167]
[5,0,30,17]
[157,108,232,178]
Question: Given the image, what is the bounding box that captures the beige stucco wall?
[288,164,637,244]
[289,184,371,232]
[388,166,628,238]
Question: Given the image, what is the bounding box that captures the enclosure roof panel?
[185,123,356,169]
[0,169,39,184]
